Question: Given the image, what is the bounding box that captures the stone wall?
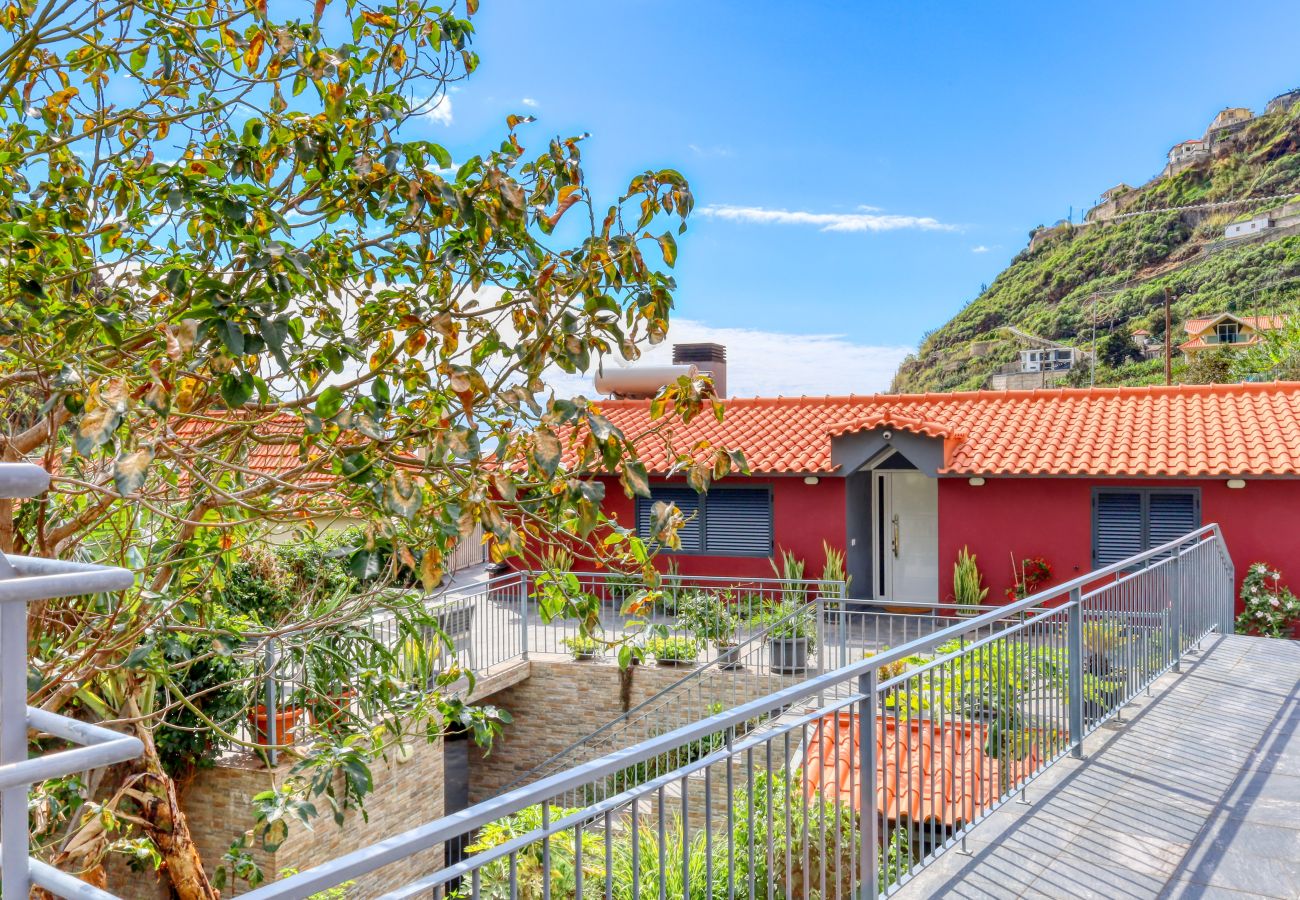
[107,735,445,899]
[468,659,805,804]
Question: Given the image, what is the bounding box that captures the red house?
[588,382,1300,609]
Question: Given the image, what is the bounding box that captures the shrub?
[561,635,602,659]
[645,635,700,663]
[675,591,738,645]
[1236,562,1300,638]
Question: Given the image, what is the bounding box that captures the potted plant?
[818,542,851,616]
[645,635,700,667]
[951,546,989,617]
[677,590,743,670]
[249,690,307,746]
[1006,555,1052,601]
[561,634,602,661]
[763,604,817,674]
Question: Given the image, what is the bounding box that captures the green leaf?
[316,386,344,419]
[220,372,254,408]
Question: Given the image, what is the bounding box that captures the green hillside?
[892,100,1300,393]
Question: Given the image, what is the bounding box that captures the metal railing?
[246,571,845,763]
[231,525,1232,899]
[0,464,139,900]
[499,596,1039,805]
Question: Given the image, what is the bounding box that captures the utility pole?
[1091,293,1098,387]
[1164,285,1173,385]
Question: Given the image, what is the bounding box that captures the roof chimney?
[673,343,727,398]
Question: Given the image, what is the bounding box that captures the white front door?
[878,471,939,605]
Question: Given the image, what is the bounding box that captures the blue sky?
[430,1,1300,394]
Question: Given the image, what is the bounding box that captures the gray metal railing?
[232,525,1232,899]
[499,595,1038,805]
[0,464,139,900]
[247,571,844,762]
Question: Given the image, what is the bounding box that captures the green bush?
[645,635,700,663]
[463,771,914,898]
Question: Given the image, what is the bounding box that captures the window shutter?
[636,488,702,552]
[1094,491,1143,566]
[1147,492,1199,554]
[703,489,772,554]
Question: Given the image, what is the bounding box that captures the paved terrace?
[899,634,1300,900]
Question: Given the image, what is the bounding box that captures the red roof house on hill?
[581,382,1300,608]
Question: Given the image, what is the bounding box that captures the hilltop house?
[1205,106,1254,136]
[580,383,1300,610]
[1178,313,1286,358]
[1166,138,1210,174]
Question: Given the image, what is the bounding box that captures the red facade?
[600,474,1300,612]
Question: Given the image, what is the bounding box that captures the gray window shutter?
[1147,492,1199,554]
[1094,491,1143,566]
[636,487,702,552]
[704,489,772,555]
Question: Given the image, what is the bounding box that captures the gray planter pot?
[769,637,809,674]
[715,644,743,670]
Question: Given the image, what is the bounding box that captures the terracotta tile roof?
[174,414,336,486]
[802,712,1041,829]
[586,382,1300,476]
[1182,314,1285,335]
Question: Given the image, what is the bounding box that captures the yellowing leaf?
[112,448,154,497]
[362,11,394,26]
[243,32,265,70]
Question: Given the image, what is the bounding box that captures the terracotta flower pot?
[249,704,305,746]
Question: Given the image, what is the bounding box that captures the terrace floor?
[898,633,1300,899]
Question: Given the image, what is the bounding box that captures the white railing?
[0,464,139,900]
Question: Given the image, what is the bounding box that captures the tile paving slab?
[896,634,1300,899]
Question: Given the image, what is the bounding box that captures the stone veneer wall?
[108,658,803,897]
[106,735,444,899]
[468,659,804,804]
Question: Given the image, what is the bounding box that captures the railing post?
[1,577,30,898]
[264,638,279,767]
[857,669,879,899]
[1067,587,1085,759]
[1170,547,1183,674]
[512,569,522,660]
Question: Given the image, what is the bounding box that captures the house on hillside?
[1178,312,1285,358]
[1266,89,1300,115]
[1205,107,1253,137]
[581,383,1300,611]
[1166,138,1210,174]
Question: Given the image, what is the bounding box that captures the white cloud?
[414,93,453,126]
[971,245,991,253]
[545,318,912,399]
[521,97,539,107]
[687,143,734,158]
[698,204,956,233]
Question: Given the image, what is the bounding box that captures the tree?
[1097,330,1141,369]
[1185,348,1237,384]
[1233,307,1300,381]
[1,1,717,894]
